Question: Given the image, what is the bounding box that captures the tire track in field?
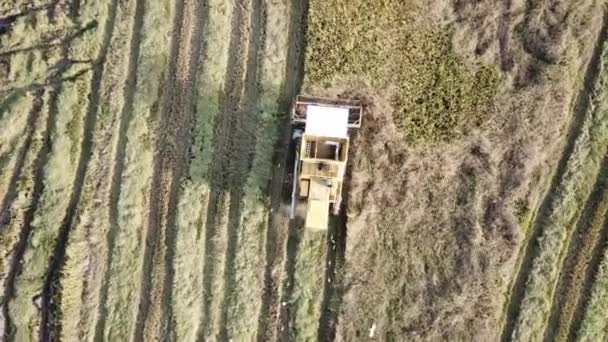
[0,90,44,228]
[544,156,608,342]
[92,0,145,338]
[256,0,308,339]
[39,0,120,338]
[196,0,252,339]
[499,13,608,342]
[132,0,204,339]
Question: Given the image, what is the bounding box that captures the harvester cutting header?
[289,95,362,231]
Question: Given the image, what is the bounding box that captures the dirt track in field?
[500,12,608,342]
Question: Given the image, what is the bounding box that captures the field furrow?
[170,0,234,340]
[134,0,204,338]
[544,157,608,342]
[504,16,608,341]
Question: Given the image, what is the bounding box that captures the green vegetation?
[305,0,499,144]
[511,42,608,341]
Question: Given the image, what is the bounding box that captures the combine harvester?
[289,95,362,230]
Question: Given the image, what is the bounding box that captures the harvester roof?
[305,105,349,139]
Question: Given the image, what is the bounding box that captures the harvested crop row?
[287,230,327,341]
[94,0,172,340]
[508,22,608,341]
[193,0,263,339]
[56,0,146,340]
[169,0,234,340]
[544,159,608,342]
[576,240,608,341]
[214,0,301,339]
[134,0,205,339]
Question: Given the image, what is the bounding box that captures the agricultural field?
[1,0,608,341]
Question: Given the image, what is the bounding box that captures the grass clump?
[305,0,499,144]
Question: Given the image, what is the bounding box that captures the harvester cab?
[289,95,362,230]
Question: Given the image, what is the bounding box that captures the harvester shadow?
[256,0,309,340]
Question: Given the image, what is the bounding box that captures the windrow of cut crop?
[169,0,234,340]
[56,0,146,340]
[93,0,172,340]
[544,158,608,342]
[576,239,608,341]
[509,27,608,341]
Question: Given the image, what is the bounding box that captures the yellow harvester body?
[291,95,362,230]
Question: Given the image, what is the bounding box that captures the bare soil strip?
[133,0,204,339]
[90,0,145,339]
[499,15,608,342]
[195,0,252,339]
[544,157,608,342]
[38,0,119,338]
